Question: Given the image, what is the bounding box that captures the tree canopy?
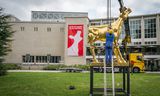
[0,7,14,64]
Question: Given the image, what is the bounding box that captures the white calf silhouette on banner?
[68,31,82,56]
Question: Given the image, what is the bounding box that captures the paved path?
[145,71,160,74]
[8,70,89,73]
[8,70,62,73]
[8,70,160,73]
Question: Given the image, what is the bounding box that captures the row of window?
[93,41,157,46]
[91,18,157,39]
[20,27,64,32]
[90,19,115,26]
[133,42,141,45]
[22,55,61,63]
[21,27,52,32]
[145,41,157,45]
[94,43,101,46]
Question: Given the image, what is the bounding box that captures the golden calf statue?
[88,7,132,65]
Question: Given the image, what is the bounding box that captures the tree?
[0,7,14,76]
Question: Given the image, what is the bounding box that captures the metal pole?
[123,67,126,91]
[127,66,130,96]
[104,58,107,96]
[90,66,93,96]
[111,53,115,96]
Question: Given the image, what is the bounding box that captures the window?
[23,55,61,63]
[34,27,38,31]
[102,21,108,24]
[94,43,101,46]
[20,27,25,31]
[144,41,157,45]
[120,25,125,39]
[50,56,61,63]
[153,41,156,44]
[60,27,64,32]
[144,18,156,38]
[22,55,34,63]
[129,20,141,39]
[133,42,141,45]
[137,56,143,61]
[47,27,51,32]
[22,56,25,62]
[36,56,43,63]
[90,22,100,26]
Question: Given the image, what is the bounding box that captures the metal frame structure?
[90,65,130,96]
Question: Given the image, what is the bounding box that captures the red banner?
[68,25,83,56]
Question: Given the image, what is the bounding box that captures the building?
[4,11,160,70]
[88,13,160,71]
[4,11,88,69]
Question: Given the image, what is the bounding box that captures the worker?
[105,27,114,65]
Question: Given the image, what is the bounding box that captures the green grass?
[0,72,160,96]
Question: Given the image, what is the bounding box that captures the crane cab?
[129,53,145,73]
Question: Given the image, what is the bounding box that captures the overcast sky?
[0,0,160,21]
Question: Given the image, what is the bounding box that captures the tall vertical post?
[123,67,126,91]
[104,58,107,96]
[127,66,130,96]
[111,55,115,96]
[90,66,93,96]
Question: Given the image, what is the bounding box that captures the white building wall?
[5,22,65,64]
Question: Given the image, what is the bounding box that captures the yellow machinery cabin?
[129,53,145,73]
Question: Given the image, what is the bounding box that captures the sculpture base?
[90,65,131,96]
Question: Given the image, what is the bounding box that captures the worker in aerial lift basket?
[105,27,114,65]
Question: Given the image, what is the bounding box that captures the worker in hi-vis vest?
[105,28,114,65]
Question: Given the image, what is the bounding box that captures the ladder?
[104,56,115,96]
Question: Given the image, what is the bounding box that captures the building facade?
[88,13,160,71]
[4,11,88,69]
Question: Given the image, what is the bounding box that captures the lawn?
[0,72,160,96]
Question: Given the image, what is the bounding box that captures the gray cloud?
[0,0,159,21]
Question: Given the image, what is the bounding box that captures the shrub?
[43,64,66,70]
[4,64,21,70]
[43,64,90,71]
[0,64,7,76]
[73,64,90,71]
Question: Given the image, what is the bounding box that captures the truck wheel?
[99,68,103,73]
[133,67,140,73]
[106,69,112,73]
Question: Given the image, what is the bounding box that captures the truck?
[129,53,145,73]
[93,53,145,73]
